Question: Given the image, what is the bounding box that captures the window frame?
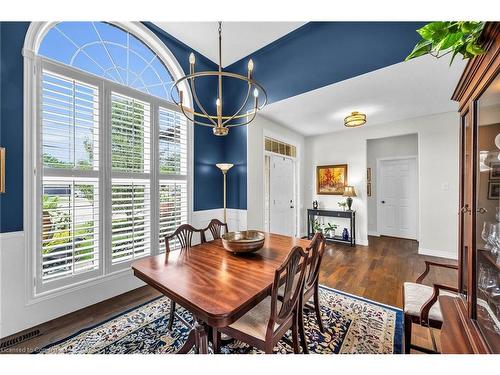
[24,22,193,299]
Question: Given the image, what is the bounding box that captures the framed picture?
[490,161,500,179]
[316,164,348,195]
[488,181,500,199]
[367,182,371,197]
[367,168,371,182]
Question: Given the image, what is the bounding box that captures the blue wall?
[0,22,29,233]
[0,22,225,233]
[221,21,426,210]
[0,21,427,232]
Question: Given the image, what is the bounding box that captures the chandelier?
[170,22,268,136]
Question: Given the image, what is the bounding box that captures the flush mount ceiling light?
[171,22,267,136]
[344,111,367,128]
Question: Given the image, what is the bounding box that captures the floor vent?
[0,329,41,350]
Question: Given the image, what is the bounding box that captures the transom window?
[34,22,189,292]
[39,22,177,101]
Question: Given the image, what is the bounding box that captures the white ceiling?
[260,55,467,136]
[154,22,306,67]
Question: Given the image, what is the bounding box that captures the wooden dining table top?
[131,232,310,328]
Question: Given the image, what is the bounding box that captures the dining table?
[131,232,311,354]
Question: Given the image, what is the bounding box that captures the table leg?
[177,329,196,354]
[194,318,209,354]
[176,318,209,354]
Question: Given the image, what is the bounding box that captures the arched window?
[25,22,190,293]
[38,22,177,101]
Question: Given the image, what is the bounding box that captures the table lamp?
[343,186,357,211]
[216,163,234,223]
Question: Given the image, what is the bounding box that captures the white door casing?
[377,157,418,240]
[269,155,296,236]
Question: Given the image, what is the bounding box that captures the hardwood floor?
[1,235,457,354]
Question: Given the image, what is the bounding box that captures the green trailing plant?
[311,219,323,233]
[337,201,347,210]
[406,21,486,65]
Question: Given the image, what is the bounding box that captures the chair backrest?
[268,246,308,334]
[165,224,205,252]
[304,232,326,292]
[204,218,228,240]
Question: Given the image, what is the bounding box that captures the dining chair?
[297,231,326,353]
[165,224,206,330]
[204,218,229,241]
[403,260,458,353]
[212,245,309,354]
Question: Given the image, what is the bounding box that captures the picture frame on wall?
[488,181,500,199]
[316,164,348,195]
[490,161,500,179]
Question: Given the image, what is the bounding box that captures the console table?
[307,209,356,246]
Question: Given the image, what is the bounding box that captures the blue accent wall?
[221,21,426,210]
[0,22,30,233]
[1,21,427,232]
[0,22,225,233]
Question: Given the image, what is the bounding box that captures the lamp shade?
[216,163,234,172]
[343,185,357,197]
[344,111,366,128]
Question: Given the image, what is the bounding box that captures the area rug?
[36,285,403,354]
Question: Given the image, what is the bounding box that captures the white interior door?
[269,155,295,236]
[378,158,418,240]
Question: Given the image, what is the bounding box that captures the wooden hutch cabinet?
[441,22,500,353]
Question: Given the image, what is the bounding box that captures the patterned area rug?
[36,286,403,354]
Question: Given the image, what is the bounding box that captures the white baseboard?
[357,238,369,246]
[367,231,380,237]
[418,247,458,260]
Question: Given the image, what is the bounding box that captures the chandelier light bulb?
[216,98,221,107]
[248,59,254,71]
[253,88,259,98]
[189,52,196,65]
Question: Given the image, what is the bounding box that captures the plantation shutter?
[111,92,152,264]
[158,106,188,251]
[40,70,100,283]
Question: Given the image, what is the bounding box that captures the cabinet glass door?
[460,112,471,296]
[475,71,500,352]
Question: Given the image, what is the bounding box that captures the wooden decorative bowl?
[221,231,265,254]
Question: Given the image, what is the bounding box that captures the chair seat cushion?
[403,282,456,322]
[228,297,280,341]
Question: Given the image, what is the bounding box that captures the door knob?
[477,207,487,214]
[381,200,385,204]
[460,205,470,214]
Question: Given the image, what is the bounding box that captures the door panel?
[378,158,418,239]
[269,156,295,236]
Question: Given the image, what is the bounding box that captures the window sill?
[28,267,141,306]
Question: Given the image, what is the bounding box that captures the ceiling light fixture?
[344,111,367,128]
[171,22,268,136]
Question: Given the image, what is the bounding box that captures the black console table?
[307,209,356,246]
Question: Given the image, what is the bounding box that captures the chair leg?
[404,314,412,354]
[264,343,274,354]
[313,285,325,333]
[168,300,176,330]
[291,314,300,354]
[212,328,221,353]
[298,304,309,354]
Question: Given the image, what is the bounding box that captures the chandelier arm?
[189,77,218,127]
[222,83,252,126]
[179,104,220,127]
[226,107,258,128]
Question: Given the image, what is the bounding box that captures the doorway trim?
[262,129,300,237]
[376,155,419,241]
